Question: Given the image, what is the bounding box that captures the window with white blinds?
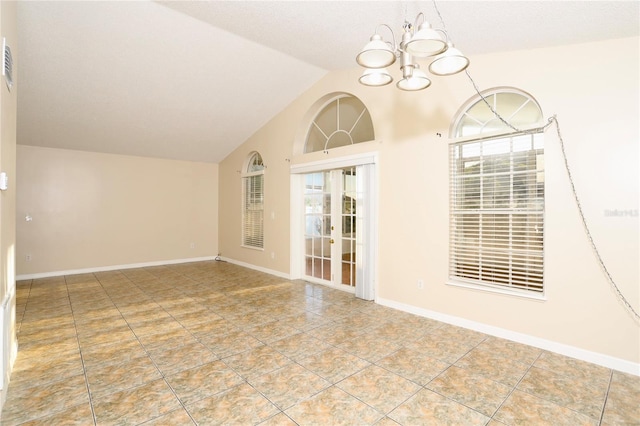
[449,133,545,294]
[242,152,264,249]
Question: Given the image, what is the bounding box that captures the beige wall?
[218,37,639,368]
[16,146,219,276]
[219,103,296,273]
[0,0,17,409]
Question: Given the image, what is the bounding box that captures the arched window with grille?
[305,95,374,153]
[242,152,265,249]
[449,88,546,296]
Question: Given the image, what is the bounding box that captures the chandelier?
[356,12,469,91]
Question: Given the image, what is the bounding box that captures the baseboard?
[1,291,18,413]
[0,295,6,411]
[377,297,640,377]
[15,256,217,281]
[219,257,290,280]
[15,256,290,282]
[0,385,5,418]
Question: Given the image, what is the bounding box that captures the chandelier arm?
[374,23,397,51]
[434,28,449,41]
[413,12,425,29]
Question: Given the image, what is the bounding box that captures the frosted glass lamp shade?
[359,68,393,86]
[429,45,470,75]
[396,68,431,91]
[356,34,396,68]
[404,22,447,57]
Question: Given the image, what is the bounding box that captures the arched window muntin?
[451,87,544,139]
[241,152,265,249]
[304,94,375,153]
[449,87,546,297]
[244,151,265,175]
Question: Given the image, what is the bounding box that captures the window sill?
[241,245,264,252]
[446,279,547,301]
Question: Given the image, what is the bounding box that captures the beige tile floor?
[1,260,638,425]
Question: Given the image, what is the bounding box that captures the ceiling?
[16,1,639,163]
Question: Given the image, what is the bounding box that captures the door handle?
[330,239,335,244]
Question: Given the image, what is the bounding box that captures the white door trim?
[290,153,378,174]
[290,152,378,299]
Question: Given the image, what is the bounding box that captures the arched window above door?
[305,95,374,153]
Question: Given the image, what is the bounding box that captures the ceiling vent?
[3,37,13,92]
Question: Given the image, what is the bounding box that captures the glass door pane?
[304,171,332,281]
[341,167,357,286]
[303,168,359,289]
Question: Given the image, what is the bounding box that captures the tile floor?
[1,260,638,425]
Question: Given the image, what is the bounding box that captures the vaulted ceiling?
[16,1,639,163]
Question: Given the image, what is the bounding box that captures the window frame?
[304,94,374,154]
[241,152,265,250]
[450,87,543,139]
[448,89,546,299]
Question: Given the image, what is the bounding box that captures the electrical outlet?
[417,279,424,289]
[190,242,195,249]
[25,254,32,262]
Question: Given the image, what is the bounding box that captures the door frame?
[290,152,378,300]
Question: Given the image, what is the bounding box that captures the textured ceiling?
[16,1,639,163]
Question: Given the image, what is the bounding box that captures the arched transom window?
[453,88,543,138]
[305,95,374,153]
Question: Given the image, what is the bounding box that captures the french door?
[304,168,357,287]
[296,161,375,300]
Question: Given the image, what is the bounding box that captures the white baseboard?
[219,257,290,280]
[15,256,217,281]
[377,297,640,377]
[1,291,18,412]
[15,256,290,282]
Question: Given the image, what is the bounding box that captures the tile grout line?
[598,369,614,426]
[83,273,165,424]
[95,271,200,425]
[14,279,33,335]
[416,334,497,422]
[64,273,98,426]
[511,352,613,423]
[488,347,543,424]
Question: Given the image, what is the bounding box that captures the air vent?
[3,37,13,92]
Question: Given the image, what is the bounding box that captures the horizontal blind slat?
[449,132,544,293]
[242,174,264,248]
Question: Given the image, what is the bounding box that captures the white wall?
[218,37,639,372]
[16,146,219,277]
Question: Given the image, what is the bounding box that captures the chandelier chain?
[550,116,640,322]
[465,69,521,133]
[433,0,638,322]
[431,0,447,33]
[463,67,640,322]
[431,0,639,322]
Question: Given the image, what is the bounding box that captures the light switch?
[0,172,7,191]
